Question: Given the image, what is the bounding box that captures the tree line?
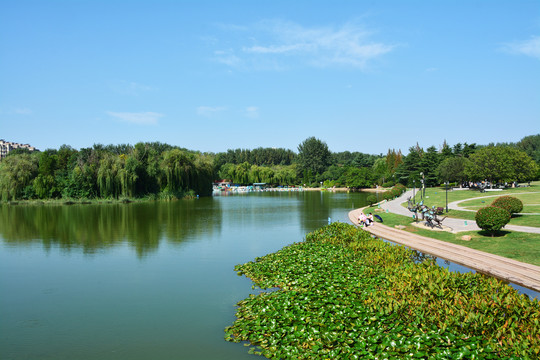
[1,134,539,201]
[0,142,213,201]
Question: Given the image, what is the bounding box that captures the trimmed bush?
[491,195,523,215]
[475,206,511,235]
[366,194,377,206]
[394,183,406,194]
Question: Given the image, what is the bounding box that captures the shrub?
[366,194,377,206]
[475,206,511,235]
[393,183,406,194]
[491,195,523,215]
[381,181,394,188]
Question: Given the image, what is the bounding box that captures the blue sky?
[1,0,539,155]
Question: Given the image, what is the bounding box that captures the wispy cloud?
[244,106,259,119]
[109,80,156,96]
[501,36,540,60]
[196,106,227,117]
[212,20,395,70]
[107,111,163,125]
[12,108,33,115]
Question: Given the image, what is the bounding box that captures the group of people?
[358,212,374,227]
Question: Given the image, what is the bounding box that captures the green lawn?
[401,182,540,227]
[365,209,540,266]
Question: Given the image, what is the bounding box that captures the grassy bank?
[226,223,540,359]
[370,212,540,266]
[403,183,540,227]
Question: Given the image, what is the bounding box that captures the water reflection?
[298,191,371,232]
[0,199,222,257]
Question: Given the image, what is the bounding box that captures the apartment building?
[0,139,37,160]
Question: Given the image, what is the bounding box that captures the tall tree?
[517,134,540,164]
[0,153,39,200]
[419,146,441,186]
[436,156,470,184]
[297,137,331,182]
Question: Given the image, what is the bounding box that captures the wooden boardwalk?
[349,209,540,292]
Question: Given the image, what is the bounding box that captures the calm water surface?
[2,191,536,359]
[0,191,369,360]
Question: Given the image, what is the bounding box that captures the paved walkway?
[448,192,540,216]
[348,190,540,292]
[374,189,540,234]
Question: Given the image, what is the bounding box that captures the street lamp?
[413,179,416,202]
[420,172,424,199]
[445,181,449,213]
[420,172,425,198]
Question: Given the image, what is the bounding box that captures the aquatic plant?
[226,222,540,358]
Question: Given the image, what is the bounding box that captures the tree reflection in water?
[0,199,222,257]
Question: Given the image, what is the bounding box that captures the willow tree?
[0,153,39,201]
[97,153,120,198]
[160,149,196,193]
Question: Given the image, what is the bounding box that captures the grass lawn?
[365,208,540,266]
[400,182,540,227]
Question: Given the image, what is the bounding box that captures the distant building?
[0,139,37,160]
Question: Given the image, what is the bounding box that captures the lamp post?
[413,179,416,202]
[420,172,424,199]
[445,181,449,213]
[421,172,425,198]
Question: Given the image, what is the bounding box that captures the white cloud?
[501,36,540,60]
[213,50,242,67]
[107,111,163,125]
[213,20,395,70]
[109,80,155,96]
[196,106,227,117]
[13,108,33,115]
[244,106,259,119]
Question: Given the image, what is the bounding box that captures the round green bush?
[491,195,523,215]
[366,194,377,206]
[393,183,406,194]
[475,206,511,234]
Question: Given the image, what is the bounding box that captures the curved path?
[348,190,540,292]
[448,192,540,216]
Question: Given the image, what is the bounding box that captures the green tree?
[465,146,538,183]
[517,134,540,164]
[297,137,331,182]
[436,156,470,184]
[340,166,373,188]
[395,145,423,186]
[419,146,441,186]
[0,153,39,200]
[160,149,196,193]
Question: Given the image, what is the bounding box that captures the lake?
[0,191,370,360]
[1,190,536,359]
